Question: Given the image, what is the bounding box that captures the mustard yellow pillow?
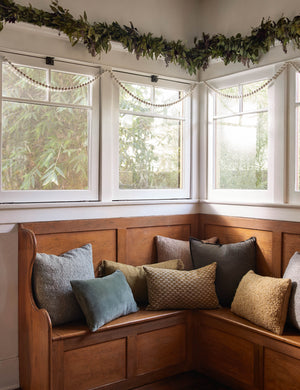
[144,262,219,310]
[231,271,292,335]
[99,259,184,305]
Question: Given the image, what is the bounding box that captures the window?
[207,67,276,203]
[112,73,191,200]
[0,54,99,202]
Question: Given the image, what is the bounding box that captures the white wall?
[0,1,299,389]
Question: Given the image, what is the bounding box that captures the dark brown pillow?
[155,235,218,270]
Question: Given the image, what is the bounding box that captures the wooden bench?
[18,214,300,390]
[18,215,197,390]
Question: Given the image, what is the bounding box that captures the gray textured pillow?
[71,270,139,332]
[283,252,300,330]
[33,244,95,326]
[190,237,256,307]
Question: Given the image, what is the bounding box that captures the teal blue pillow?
[71,270,139,332]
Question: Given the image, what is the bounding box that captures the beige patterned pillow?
[155,235,219,270]
[144,262,219,310]
[231,271,292,335]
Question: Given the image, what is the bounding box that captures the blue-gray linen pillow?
[283,252,300,330]
[190,237,256,307]
[71,270,139,332]
[33,244,95,326]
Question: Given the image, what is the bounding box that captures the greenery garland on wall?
[0,0,299,75]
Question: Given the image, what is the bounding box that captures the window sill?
[200,199,300,209]
[0,198,198,210]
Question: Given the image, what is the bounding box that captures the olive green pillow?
[231,271,292,335]
[144,262,219,310]
[99,259,184,305]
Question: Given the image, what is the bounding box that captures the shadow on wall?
[0,224,19,390]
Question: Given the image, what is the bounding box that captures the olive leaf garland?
[0,0,299,75]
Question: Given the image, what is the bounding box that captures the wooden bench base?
[51,310,193,390]
[195,309,300,390]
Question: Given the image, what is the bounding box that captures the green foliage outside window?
[1,64,90,191]
[119,83,182,190]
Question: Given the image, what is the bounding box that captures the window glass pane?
[120,83,151,112]
[50,71,90,105]
[154,88,183,117]
[2,63,47,100]
[2,102,88,190]
[119,114,182,189]
[243,80,268,111]
[214,112,268,190]
[216,86,239,116]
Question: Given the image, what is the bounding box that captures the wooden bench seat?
[51,309,186,341]
[198,308,300,348]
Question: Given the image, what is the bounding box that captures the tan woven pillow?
[231,271,292,335]
[99,259,184,305]
[155,235,219,270]
[144,262,219,310]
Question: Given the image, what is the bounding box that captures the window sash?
[112,72,191,200]
[207,66,277,203]
[0,53,100,203]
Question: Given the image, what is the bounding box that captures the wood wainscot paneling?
[264,348,300,390]
[282,233,300,274]
[199,215,277,277]
[36,229,117,273]
[196,323,257,389]
[125,224,192,265]
[136,324,187,375]
[64,338,127,390]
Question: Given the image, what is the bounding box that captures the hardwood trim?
[18,228,52,390]
[127,334,137,379]
[21,214,199,235]
[117,228,127,263]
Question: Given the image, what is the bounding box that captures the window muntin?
[114,75,190,200]
[0,56,99,202]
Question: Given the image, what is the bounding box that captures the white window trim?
[0,52,100,203]
[288,62,300,204]
[205,64,285,204]
[110,72,191,200]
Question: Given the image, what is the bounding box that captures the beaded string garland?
[3,57,300,105]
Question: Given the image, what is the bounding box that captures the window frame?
[288,63,300,204]
[111,72,191,201]
[0,53,100,203]
[206,65,281,204]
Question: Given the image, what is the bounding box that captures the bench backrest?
[21,214,199,273]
